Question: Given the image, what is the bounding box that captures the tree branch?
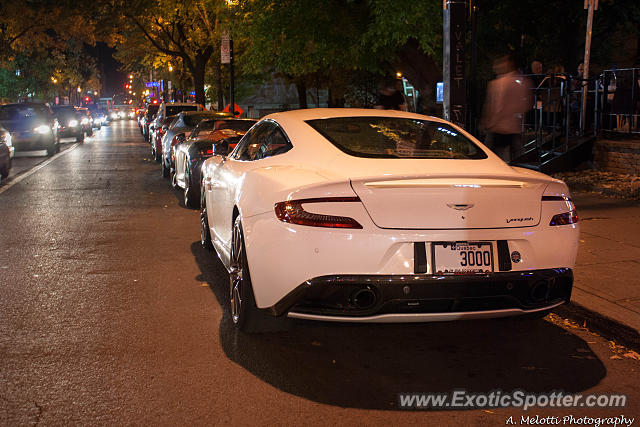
[127,15,183,58]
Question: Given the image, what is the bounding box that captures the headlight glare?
[34,125,50,134]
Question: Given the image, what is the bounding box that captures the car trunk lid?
[350,174,548,229]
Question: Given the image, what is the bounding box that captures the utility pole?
[581,0,597,133]
[443,0,468,129]
[230,36,235,115]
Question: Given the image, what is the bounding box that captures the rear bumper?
[267,268,573,322]
[288,302,564,323]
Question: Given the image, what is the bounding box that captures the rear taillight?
[274,197,363,229]
[550,211,579,226]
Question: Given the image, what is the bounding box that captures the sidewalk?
[557,191,640,349]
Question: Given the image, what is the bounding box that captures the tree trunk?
[191,53,212,106]
[192,65,206,106]
[296,82,308,109]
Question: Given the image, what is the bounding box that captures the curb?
[554,302,640,352]
[565,183,640,200]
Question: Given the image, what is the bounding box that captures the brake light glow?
[550,211,579,226]
[274,197,363,229]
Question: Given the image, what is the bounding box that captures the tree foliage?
[105,0,227,105]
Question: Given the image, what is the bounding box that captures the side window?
[233,122,272,161]
[260,126,292,159]
[233,122,292,161]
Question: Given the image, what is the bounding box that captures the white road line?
[0,143,80,195]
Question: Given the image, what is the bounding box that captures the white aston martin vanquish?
[199,109,579,332]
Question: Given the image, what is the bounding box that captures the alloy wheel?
[229,220,244,324]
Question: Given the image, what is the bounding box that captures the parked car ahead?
[0,103,59,156]
[52,105,85,143]
[173,119,256,208]
[0,125,14,179]
[199,108,580,332]
[151,115,178,162]
[142,104,159,141]
[160,110,233,178]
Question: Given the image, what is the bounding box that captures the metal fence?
[504,68,639,168]
[600,68,640,135]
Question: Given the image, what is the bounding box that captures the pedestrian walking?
[375,79,407,111]
[481,54,533,163]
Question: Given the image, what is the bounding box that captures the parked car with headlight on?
[0,103,59,156]
[0,124,13,179]
[52,105,85,143]
[173,119,256,208]
[199,109,580,332]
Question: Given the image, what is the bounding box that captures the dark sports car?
[173,120,255,208]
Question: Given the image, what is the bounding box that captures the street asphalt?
[0,121,638,425]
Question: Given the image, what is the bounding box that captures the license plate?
[432,242,493,275]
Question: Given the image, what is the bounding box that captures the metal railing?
[513,71,612,167]
[599,68,640,135]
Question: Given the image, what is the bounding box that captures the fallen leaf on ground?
[623,351,640,360]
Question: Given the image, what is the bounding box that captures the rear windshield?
[192,119,255,138]
[184,114,218,127]
[305,117,487,159]
[166,105,198,117]
[145,105,159,117]
[214,120,255,132]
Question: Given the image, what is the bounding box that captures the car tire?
[229,217,286,333]
[161,159,169,178]
[46,139,57,156]
[153,146,161,162]
[184,167,198,209]
[200,183,214,251]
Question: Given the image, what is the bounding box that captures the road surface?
[1,120,638,425]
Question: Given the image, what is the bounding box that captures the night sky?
[87,42,126,98]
